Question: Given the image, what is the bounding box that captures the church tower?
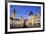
[11,8,16,19]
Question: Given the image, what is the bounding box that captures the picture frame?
[5,1,44,34]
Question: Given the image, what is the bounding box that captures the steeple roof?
[13,8,16,13]
[29,11,33,16]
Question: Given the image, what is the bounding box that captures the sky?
[10,5,41,19]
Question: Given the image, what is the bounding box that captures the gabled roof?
[10,17,13,21]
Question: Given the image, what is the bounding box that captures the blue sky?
[10,5,41,19]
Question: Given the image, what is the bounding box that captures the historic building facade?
[25,14,41,27]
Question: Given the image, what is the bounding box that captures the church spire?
[12,8,16,18]
[13,8,16,13]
